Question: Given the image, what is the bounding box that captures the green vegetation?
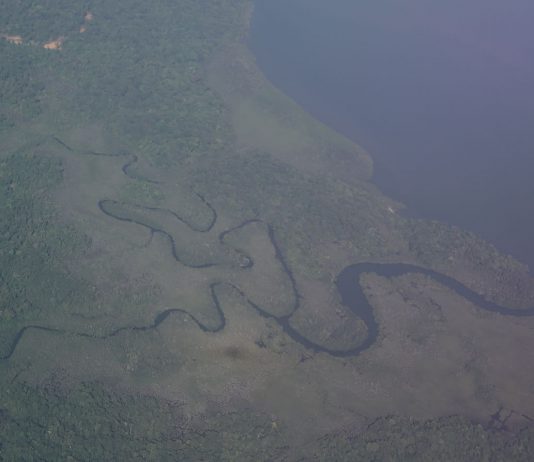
[0,152,92,356]
[1,379,532,461]
[0,0,89,42]
[310,416,534,461]
[0,41,43,130]
[184,150,399,277]
[0,379,289,461]
[1,0,533,459]
[0,0,248,159]
[118,180,165,207]
[207,44,373,184]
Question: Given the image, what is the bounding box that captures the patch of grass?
[118,180,165,206]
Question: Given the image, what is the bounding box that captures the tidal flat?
[1,0,534,459]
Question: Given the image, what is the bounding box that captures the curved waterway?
[2,136,534,361]
[249,0,534,269]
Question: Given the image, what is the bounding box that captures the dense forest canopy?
[1,0,533,459]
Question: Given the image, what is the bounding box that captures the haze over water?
[249,0,534,269]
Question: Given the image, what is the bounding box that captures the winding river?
[2,136,534,361]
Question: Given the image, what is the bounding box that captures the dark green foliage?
[311,416,534,462]
[0,0,248,351]
[0,41,44,130]
[2,382,532,462]
[0,152,91,355]
[0,0,90,41]
[1,0,247,161]
[186,150,394,273]
[0,380,183,460]
[1,0,533,459]
[0,380,288,461]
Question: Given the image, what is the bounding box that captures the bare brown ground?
[43,37,64,50]
[1,34,23,44]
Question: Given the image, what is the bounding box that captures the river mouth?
[248,0,534,270]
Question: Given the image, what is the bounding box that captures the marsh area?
[1,0,534,459]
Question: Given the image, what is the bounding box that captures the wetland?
[1,0,534,459]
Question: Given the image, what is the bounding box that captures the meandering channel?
[2,136,534,361]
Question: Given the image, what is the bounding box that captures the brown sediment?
[1,34,23,45]
[43,37,64,50]
[80,11,94,33]
[4,10,93,48]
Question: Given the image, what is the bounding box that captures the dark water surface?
[249,0,534,269]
